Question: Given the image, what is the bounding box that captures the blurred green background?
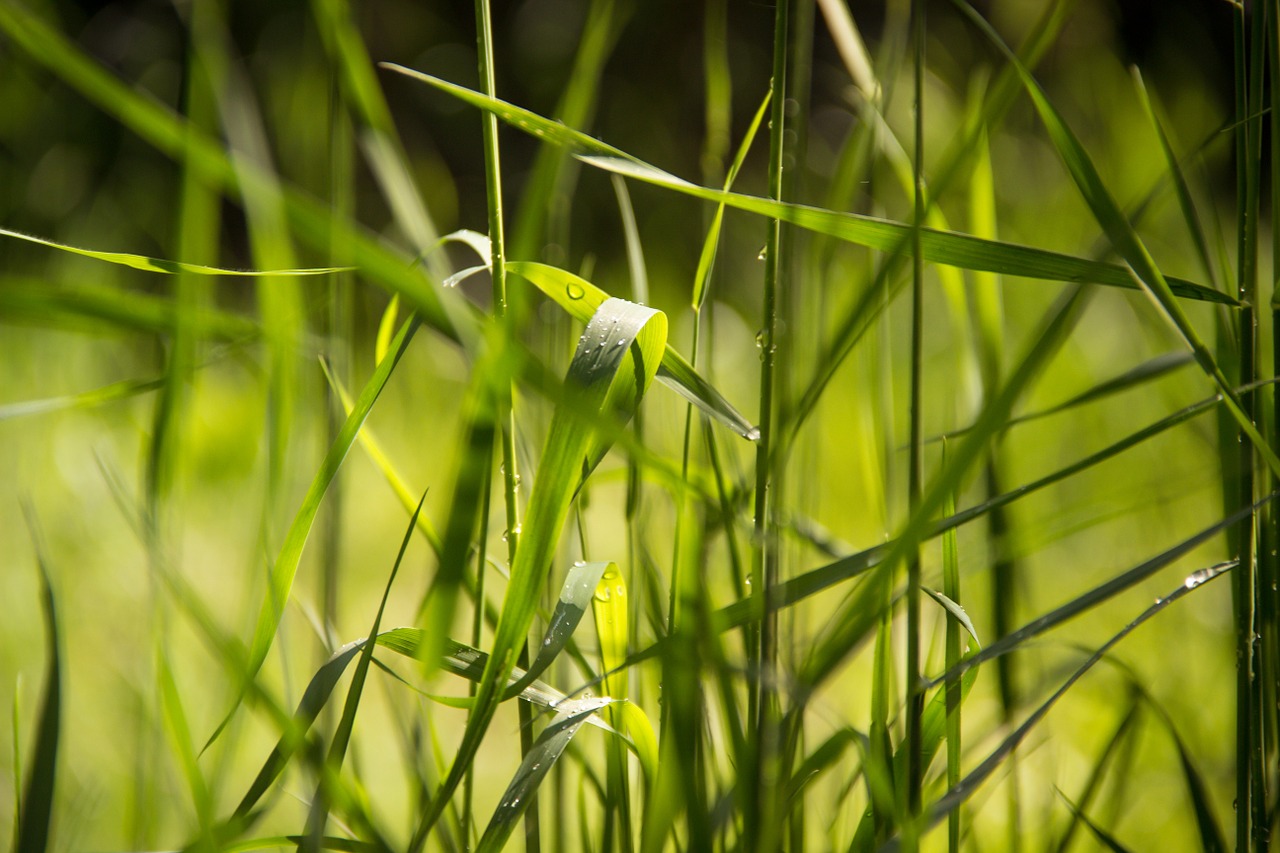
[0,0,1261,848]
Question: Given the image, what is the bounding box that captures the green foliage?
[1,0,1277,851]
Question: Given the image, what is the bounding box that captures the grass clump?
[1,0,1277,850]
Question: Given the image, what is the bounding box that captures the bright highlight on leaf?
[0,227,348,276]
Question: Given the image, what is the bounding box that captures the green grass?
[1,0,1277,850]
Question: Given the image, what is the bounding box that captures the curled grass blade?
[505,261,758,439]
[505,560,612,697]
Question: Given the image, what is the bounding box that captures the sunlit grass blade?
[953,0,1280,478]
[204,315,421,751]
[380,65,1230,302]
[16,510,61,853]
[408,296,666,848]
[0,226,345,276]
[927,559,1239,830]
[322,361,443,555]
[0,377,163,421]
[692,90,771,312]
[504,559,611,696]
[505,260,758,439]
[475,696,615,853]
[581,155,1231,305]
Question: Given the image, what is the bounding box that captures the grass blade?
[205,315,421,751]
[475,697,615,853]
[952,0,1280,478]
[0,226,344,276]
[505,261,758,440]
[408,296,666,848]
[16,509,61,853]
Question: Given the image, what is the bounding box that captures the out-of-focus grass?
[0,0,1273,850]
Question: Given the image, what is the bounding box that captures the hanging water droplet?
[757,245,768,260]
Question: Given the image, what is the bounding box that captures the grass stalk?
[903,0,926,832]
[750,0,790,847]
[1232,2,1262,847]
[472,0,536,849]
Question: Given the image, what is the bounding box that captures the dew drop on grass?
[566,282,585,300]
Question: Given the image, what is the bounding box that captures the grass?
[0,0,1277,850]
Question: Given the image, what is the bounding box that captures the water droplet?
[511,796,521,806]
[566,282,585,300]
[1184,568,1212,589]
[574,560,587,567]
[757,245,768,260]
[615,585,625,598]
[615,339,625,346]
[596,587,612,602]
[745,426,762,442]
[544,637,552,646]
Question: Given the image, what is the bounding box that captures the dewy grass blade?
[923,504,1264,691]
[927,559,1239,831]
[408,297,666,849]
[0,227,346,276]
[475,697,615,853]
[504,560,611,696]
[952,0,1280,478]
[506,260,759,440]
[204,315,421,752]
